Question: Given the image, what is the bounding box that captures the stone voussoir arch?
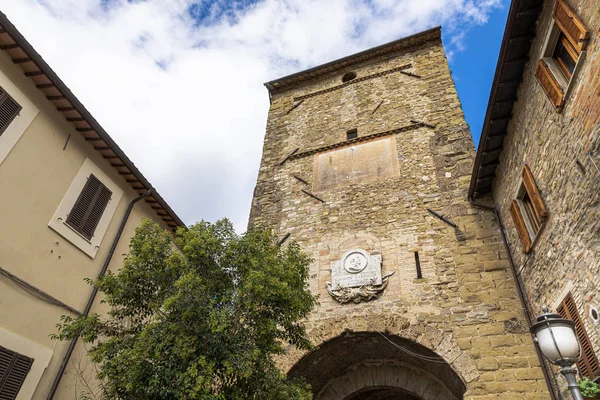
[318,362,458,400]
[279,311,479,385]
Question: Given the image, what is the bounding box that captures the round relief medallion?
[343,250,369,274]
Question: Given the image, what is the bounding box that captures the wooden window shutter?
[0,345,34,400]
[66,174,112,240]
[510,200,532,253]
[522,165,547,220]
[535,59,565,109]
[554,0,589,53]
[0,86,22,137]
[557,293,600,379]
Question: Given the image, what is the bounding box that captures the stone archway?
[288,332,465,400]
[281,312,478,400]
[279,312,479,383]
[343,385,422,400]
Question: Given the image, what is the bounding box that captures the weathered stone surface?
[250,28,549,399]
[490,0,600,393]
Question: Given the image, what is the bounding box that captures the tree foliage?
[54,219,317,400]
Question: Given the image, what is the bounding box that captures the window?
[553,33,577,79]
[48,158,123,258]
[341,72,357,83]
[0,74,38,167]
[510,165,547,253]
[536,0,589,111]
[346,128,358,140]
[0,86,22,137]
[0,345,34,400]
[66,174,112,240]
[557,293,600,379]
[521,191,542,234]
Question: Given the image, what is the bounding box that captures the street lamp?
[531,307,583,400]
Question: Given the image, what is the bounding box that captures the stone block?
[252,27,551,399]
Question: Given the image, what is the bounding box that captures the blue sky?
[1,0,510,231]
[448,2,509,148]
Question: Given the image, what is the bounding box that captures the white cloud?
[0,0,501,232]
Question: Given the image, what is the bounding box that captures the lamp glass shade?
[534,322,580,363]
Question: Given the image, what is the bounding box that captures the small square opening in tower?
[346,129,358,140]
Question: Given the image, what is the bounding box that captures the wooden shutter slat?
[522,165,547,221]
[0,346,33,400]
[66,174,101,233]
[535,59,564,109]
[66,174,112,240]
[510,200,532,253]
[0,350,12,384]
[81,185,111,239]
[0,86,21,137]
[557,293,600,379]
[554,0,589,53]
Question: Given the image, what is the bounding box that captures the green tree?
[54,219,317,400]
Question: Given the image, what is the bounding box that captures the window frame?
[0,345,34,399]
[553,33,578,80]
[0,67,39,167]
[0,328,53,400]
[48,158,123,258]
[537,0,589,111]
[510,165,547,254]
[65,174,113,240]
[515,184,542,241]
[0,87,22,137]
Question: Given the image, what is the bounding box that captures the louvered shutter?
[66,174,112,240]
[0,346,33,400]
[558,293,600,380]
[535,59,565,110]
[554,0,589,53]
[557,293,600,379]
[0,87,22,137]
[510,200,532,254]
[522,165,547,220]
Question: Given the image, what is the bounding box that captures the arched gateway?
[289,332,465,400]
[278,313,472,400]
[251,27,551,398]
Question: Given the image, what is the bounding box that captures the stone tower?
[250,27,550,399]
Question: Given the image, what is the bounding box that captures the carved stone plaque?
[326,249,394,304]
[331,249,382,289]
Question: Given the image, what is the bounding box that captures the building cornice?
[264,26,441,96]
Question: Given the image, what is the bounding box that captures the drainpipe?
[47,189,153,400]
[468,198,560,400]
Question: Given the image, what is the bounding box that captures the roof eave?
[468,0,544,199]
[0,12,185,230]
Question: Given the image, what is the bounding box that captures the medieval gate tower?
[250,27,550,399]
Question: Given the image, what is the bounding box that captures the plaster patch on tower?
[313,136,399,191]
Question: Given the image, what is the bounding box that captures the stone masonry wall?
[492,0,600,391]
[250,31,550,399]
